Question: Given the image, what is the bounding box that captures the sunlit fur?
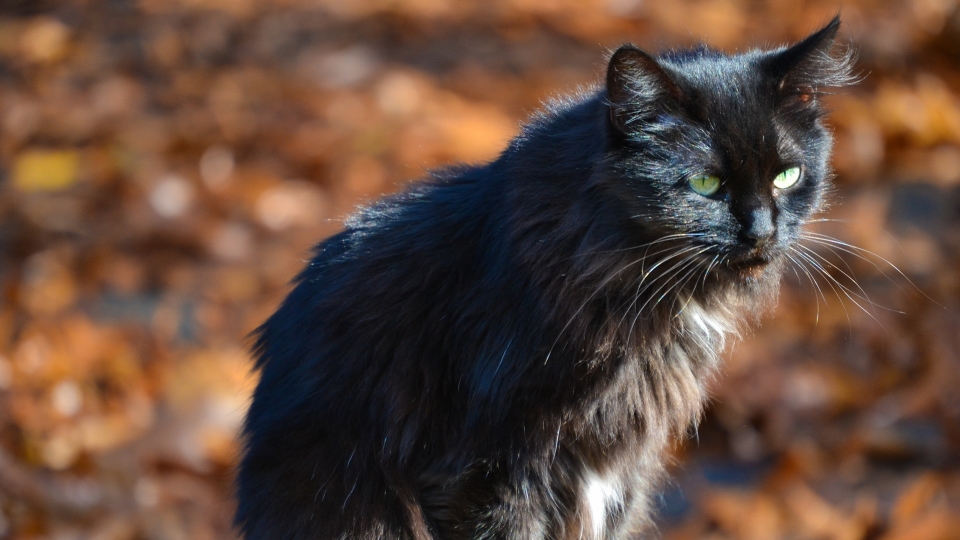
[236,18,853,540]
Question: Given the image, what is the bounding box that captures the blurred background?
[0,0,958,539]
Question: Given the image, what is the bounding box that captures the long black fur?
[236,18,854,539]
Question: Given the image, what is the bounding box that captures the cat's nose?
[742,208,775,247]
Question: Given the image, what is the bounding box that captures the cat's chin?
[728,258,768,278]
[707,254,778,290]
[724,257,784,306]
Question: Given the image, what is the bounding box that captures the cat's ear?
[763,16,856,100]
[606,45,683,133]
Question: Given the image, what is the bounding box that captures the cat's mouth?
[725,255,772,278]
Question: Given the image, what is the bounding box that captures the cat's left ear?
[763,16,855,100]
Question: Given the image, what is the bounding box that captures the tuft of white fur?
[583,471,622,538]
[680,299,736,348]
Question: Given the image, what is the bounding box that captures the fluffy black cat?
[236,18,853,540]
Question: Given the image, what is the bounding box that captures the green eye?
[688,175,721,197]
[773,167,801,189]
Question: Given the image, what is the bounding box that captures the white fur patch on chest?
[582,470,622,538]
[680,299,734,346]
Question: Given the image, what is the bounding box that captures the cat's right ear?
[606,45,683,133]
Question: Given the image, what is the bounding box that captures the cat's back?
[238,164,516,539]
[249,164,504,395]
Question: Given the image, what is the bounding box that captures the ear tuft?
[764,16,857,98]
[606,45,683,133]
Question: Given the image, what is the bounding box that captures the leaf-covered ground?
[0,1,959,538]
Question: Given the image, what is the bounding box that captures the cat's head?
[603,17,854,288]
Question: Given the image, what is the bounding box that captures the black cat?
[236,17,853,539]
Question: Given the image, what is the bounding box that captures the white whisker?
[626,248,711,342]
[795,243,899,316]
[615,246,705,337]
[785,250,822,325]
[547,242,702,364]
[792,248,869,327]
[801,232,941,307]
